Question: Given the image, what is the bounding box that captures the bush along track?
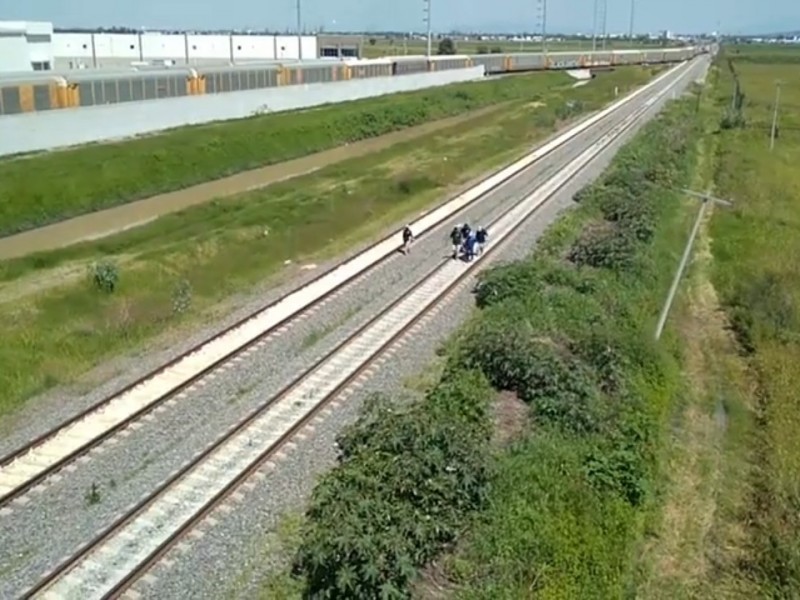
[286,88,704,598]
[0,68,640,238]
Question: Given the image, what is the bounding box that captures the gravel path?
[0,59,709,597]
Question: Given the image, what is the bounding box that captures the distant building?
[0,21,54,72]
[317,34,362,58]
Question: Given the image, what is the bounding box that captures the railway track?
[0,60,688,510]
[18,56,704,599]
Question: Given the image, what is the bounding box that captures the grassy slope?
[705,47,800,594]
[0,67,657,420]
[275,83,707,598]
[0,71,574,237]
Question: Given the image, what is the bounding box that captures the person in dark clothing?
[449,226,463,259]
[463,231,477,262]
[460,223,471,240]
[401,224,414,255]
[475,226,488,256]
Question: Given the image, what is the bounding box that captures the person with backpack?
[401,224,414,255]
[449,226,463,259]
[475,226,488,256]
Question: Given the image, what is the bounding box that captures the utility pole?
[770,80,781,151]
[541,0,548,54]
[296,0,302,60]
[424,0,432,56]
[592,0,598,52]
[654,189,734,341]
[628,0,635,40]
[601,0,608,50]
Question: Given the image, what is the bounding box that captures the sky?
[3,0,798,36]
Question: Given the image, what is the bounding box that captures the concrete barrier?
[0,66,485,157]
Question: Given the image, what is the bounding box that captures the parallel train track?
[19,56,704,599]
[0,60,687,510]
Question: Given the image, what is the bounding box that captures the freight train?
[0,46,705,116]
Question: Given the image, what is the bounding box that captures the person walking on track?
[449,226,463,259]
[401,224,415,255]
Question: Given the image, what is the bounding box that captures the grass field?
[702,44,800,595]
[0,66,660,420]
[0,71,577,237]
[361,37,678,58]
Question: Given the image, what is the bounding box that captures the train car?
[390,56,429,76]
[0,46,704,117]
[470,53,506,75]
[193,63,281,93]
[0,72,69,114]
[544,51,583,70]
[342,57,393,79]
[64,68,196,108]
[427,55,472,71]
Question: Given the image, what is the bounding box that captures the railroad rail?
[0,59,688,509]
[21,55,704,599]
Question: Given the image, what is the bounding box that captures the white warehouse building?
[52,31,319,69]
[0,21,357,73]
[0,21,54,72]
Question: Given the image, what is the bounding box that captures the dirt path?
[0,105,504,261]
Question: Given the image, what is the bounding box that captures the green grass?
[0,67,659,420]
[704,44,800,595]
[278,81,706,597]
[0,71,576,237]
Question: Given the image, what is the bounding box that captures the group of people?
[400,222,489,260]
[449,223,488,261]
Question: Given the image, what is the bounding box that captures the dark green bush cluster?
[568,104,699,271]
[294,370,493,598]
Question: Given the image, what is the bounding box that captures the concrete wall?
[0,66,484,157]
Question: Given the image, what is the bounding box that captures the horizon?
[3,0,799,37]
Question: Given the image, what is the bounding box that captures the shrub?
[90,261,119,293]
[294,370,493,598]
[171,279,193,315]
[568,222,638,270]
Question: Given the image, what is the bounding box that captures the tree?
[437,37,456,55]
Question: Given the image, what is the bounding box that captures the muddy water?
[0,106,504,261]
